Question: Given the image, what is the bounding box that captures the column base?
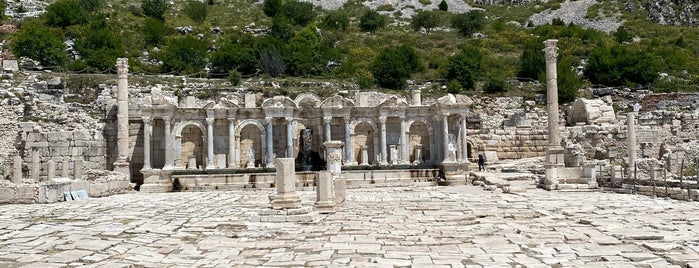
[315,200,335,214]
[140,169,173,192]
[113,161,131,182]
[440,162,469,185]
[272,192,302,209]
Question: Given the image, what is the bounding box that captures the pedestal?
[389,145,398,165]
[187,156,197,170]
[360,146,369,166]
[323,141,344,175]
[413,145,423,165]
[271,158,301,209]
[113,161,130,182]
[440,162,468,185]
[315,171,335,213]
[140,169,174,192]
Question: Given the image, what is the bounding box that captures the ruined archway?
[408,121,430,163]
[353,121,376,165]
[239,124,263,168]
[180,125,204,169]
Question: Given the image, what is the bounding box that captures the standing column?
[442,114,450,162]
[266,117,274,168]
[114,58,130,180]
[627,113,637,172]
[228,118,236,168]
[286,117,295,158]
[323,116,332,142]
[163,116,174,169]
[400,116,409,164]
[343,116,353,164]
[379,116,387,165]
[460,114,468,163]
[206,118,215,169]
[31,149,40,181]
[12,155,22,183]
[543,39,561,149]
[142,116,152,170]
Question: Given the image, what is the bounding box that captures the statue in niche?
[247,146,255,168]
[448,134,457,161]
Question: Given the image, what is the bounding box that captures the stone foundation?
[0,171,132,204]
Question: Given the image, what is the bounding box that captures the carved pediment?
[320,95,355,110]
[262,96,297,117]
[294,93,321,108]
[378,96,409,108]
[213,97,239,109]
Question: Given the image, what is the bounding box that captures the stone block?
[272,158,301,210]
[315,171,335,213]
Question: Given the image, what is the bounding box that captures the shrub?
[438,0,448,11]
[450,11,485,37]
[184,0,208,24]
[43,0,89,28]
[369,44,422,89]
[141,0,170,21]
[445,80,461,94]
[210,34,259,76]
[143,18,168,46]
[160,36,208,74]
[228,69,242,86]
[262,0,282,17]
[584,45,659,87]
[483,75,507,93]
[517,39,545,80]
[411,10,441,35]
[283,0,316,26]
[74,16,126,71]
[445,46,483,90]
[11,19,68,68]
[321,10,349,32]
[359,10,386,33]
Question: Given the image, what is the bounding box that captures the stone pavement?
[1,184,699,267]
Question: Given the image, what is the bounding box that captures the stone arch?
[236,119,266,168]
[349,118,377,135]
[466,140,476,162]
[352,120,377,165]
[407,120,432,164]
[174,121,206,169]
[294,93,321,108]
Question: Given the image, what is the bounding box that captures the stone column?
[206,118,215,169]
[323,141,344,175]
[323,116,332,142]
[228,118,236,168]
[31,149,40,182]
[286,117,294,158]
[315,171,335,213]
[271,158,301,209]
[61,158,69,178]
[379,116,387,165]
[360,145,369,165]
[114,58,130,181]
[142,116,152,170]
[343,116,352,164]
[12,155,22,183]
[411,89,421,106]
[47,160,56,181]
[163,116,174,169]
[414,144,423,164]
[442,114,450,163]
[460,114,468,163]
[543,39,561,149]
[266,117,274,168]
[74,159,83,180]
[400,116,409,164]
[627,113,637,173]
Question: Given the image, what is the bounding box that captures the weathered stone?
[271,158,301,209]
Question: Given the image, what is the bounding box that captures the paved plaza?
[1,183,699,268]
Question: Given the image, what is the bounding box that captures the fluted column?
[114,58,130,180]
[343,116,352,164]
[228,118,236,168]
[286,117,295,158]
[323,116,332,142]
[543,39,561,149]
[460,114,468,163]
[163,116,174,169]
[442,114,450,163]
[142,116,152,170]
[266,117,274,168]
[400,116,409,164]
[379,116,387,165]
[206,118,214,169]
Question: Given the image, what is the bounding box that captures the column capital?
[285,117,296,123]
[142,116,152,125]
[543,39,558,62]
[399,115,406,121]
[265,117,273,124]
[162,115,171,123]
[116,58,129,79]
[205,117,214,125]
[323,116,332,124]
[343,115,351,122]
[441,113,450,119]
[378,116,387,123]
[228,118,236,124]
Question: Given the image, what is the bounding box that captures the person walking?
[478,153,485,171]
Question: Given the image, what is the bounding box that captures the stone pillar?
[343,116,352,165]
[271,158,301,209]
[543,39,561,149]
[61,158,69,178]
[286,117,294,158]
[360,145,369,165]
[627,112,637,174]
[12,155,22,183]
[315,171,335,213]
[266,117,274,168]
[400,116,409,164]
[323,116,331,142]
[74,159,83,180]
[163,116,174,169]
[114,58,130,181]
[460,114,468,163]
[324,141,344,175]
[442,114,450,163]
[411,89,421,106]
[379,116,387,165]
[228,118,236,168]
[31,149,40,182]
[206,118,215,169]
[142,116,152,170]
[47,160,56,181]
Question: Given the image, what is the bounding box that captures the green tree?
[74,16,126,71]
[143,17,169,46]
[557,58,580,103]
[270,15,294,42]
[438,0,448,11]
[286,25,322,76]
[517,39,545,80]
[450,10,485,37]
[369,44,422,89]
[262,0,282,17]
[446,46,483,90]
[411,10,440,35]
[142,0,170,21]
[11,19,68,68]
[359,10,386,33]
[79,0,102,13]
[257,36,288,77]
[283,0,316,26]
[43,0,89,29]
[321,10,349,32]
[584,45,659,87]
[184,0,208,24]
[613,26,633,44]
[0,0,5,20]
[161,36,208,74]
[228,70,242,86]
[210,34,259,76]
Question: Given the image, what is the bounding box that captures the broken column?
[47,160,56,181]
[12,155,22,183]
[315,171,335,213]
[323,141,346,204]
[543,39,565,189]
[114,58,130,181]
[271,158,301,209]
[31,149,40,182]
[627,112,637,177]
[61,158,70,178]
[411,89,421,106]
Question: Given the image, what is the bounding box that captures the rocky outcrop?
[646,0,699,26]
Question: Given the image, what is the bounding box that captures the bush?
[43,0,89,28]
[613,26,633,43]
[184,0,208,24]
[438,0,448,11]
[450,11,485,37]
[143,18,168,46]
[228,69,242,86]
[74,16,126,71]
[210,34,259,76]
[11,19,68,68]
[584,45,659,87]
[322,10,349,32]
[286,25,323,76]
[557,58,580,104]
[161,36,208,74]
[445,46,483,90]
[518,39,545,80]
[79,0,102,13]
[445,80,461,94]
[141,0,170,21]
[283,0,316,26]
[262,0,282,17]
[359,10,386,33]
[411,10,441,35]
[369,44,422,89]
